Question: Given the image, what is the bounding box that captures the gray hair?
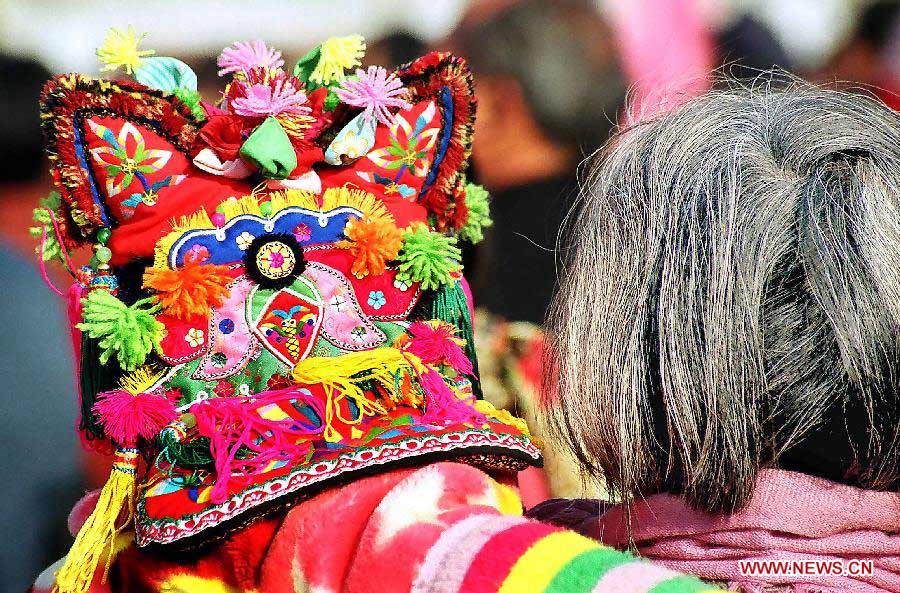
[546,78,900,513]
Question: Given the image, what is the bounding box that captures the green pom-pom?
[459,183,493,244]
[397,225,462,292]
[77,291,164,371]
[172,87,206,122]
[29,191,65,264]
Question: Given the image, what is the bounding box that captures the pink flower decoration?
[230,74,311,118]
[336,66,411,126]
[217,40,284,76]
[293,223,312,242]
[407,321,473,375]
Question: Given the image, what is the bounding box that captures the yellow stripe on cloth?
[498,531,599,593]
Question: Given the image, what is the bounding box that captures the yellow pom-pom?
[96,26,155,75]
[310,35,365,84]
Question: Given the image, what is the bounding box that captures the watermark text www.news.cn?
[740,559,874,578]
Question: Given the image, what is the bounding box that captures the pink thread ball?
[211,213,227,228]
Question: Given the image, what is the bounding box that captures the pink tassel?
[191,387,325,504]
[407,321,473,375]
[93,390,178,447]
[419,366,485,426]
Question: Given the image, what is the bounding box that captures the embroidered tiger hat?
[35,28,540,590]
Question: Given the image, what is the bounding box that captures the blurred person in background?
[365,30,428,68]
[449,0,714,500]
[715,13,794,77]
[0,53,82,593]
[449,0,628,501]
[819,0,900,109]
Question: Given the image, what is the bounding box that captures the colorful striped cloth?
[34,463,723,593]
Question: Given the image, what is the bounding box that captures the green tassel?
[397,225,462,291]
[77,291,164,372]
[431,280,482,398]
[459,182,493,244]
[79,334,120,441]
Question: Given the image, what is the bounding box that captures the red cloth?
[597,469,900,592]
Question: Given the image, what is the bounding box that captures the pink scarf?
[596,470,900,592]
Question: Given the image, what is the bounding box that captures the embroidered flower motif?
[292,223,312,242]
[337,66,411,126]
[328,126,372,161]
[229,69,311,118]
[185,327,205,348]
[329,294,347,312]
[187,244,210,263]
[213,379,235,398]
[367,290,387,310]
[350,325,367,342]
[96,26,155,74]
[367,102,439,177]
[393,278,410,292]
[236,231,256,250]
[217,40,284,76]
[87,120,172,197]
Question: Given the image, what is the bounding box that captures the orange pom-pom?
[143,258,232,319]
[337,217,403,278]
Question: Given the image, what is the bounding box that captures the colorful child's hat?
[36,29,540,591]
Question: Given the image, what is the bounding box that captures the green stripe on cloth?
[648,574,720,593]
[544,546,633,593]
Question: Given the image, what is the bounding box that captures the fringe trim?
[397,53,476,231]
[39,74,200,245]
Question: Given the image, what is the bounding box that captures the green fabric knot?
[240,116,298,179]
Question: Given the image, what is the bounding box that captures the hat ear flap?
[40,74,201,246]
[397,52,476,229]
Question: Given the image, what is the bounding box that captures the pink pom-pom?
[92,390,178,447]
[407,321,473,375]
[217,40,284,76]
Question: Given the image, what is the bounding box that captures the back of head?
[548,77,900,513]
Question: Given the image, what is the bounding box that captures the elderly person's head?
[548,80,900,513]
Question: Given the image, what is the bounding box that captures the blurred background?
[1,0,897,590]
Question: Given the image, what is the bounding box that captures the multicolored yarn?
[191,387,325,503]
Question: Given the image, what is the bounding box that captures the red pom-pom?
[92,390,178,447]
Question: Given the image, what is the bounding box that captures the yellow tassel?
[54,448,139,593]
[292,348,427,440]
